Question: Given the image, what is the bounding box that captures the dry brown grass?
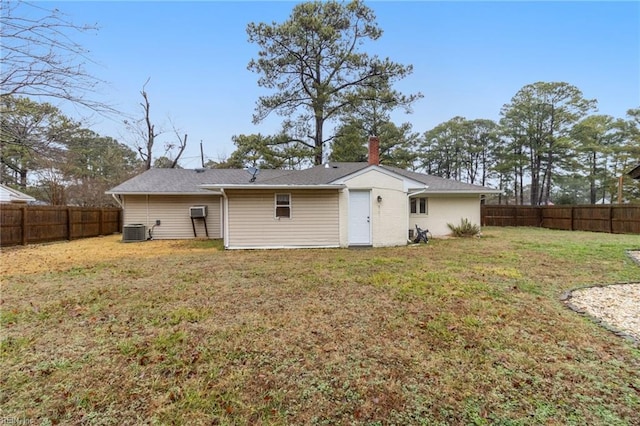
[0,235,217,275]
[1,228,640,425]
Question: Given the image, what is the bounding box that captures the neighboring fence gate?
[0,205,122,247]
[481,205,640,234]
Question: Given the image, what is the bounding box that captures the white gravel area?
[563,250,640,343]
[568,283,640,342]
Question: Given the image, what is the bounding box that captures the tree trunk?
[540,151,553,205]
[19,169,28,188]
[530,156,540,206]
[589,151,597,204]
[314,114,323,165]
[144,112,154,170]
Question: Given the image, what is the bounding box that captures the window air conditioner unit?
[122,224,146,242]
[190,205,208,218]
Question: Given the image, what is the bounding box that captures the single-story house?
[0,183,36,204]
[628,164,640,181]
[106,137,501,249]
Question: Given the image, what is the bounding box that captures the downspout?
[111,194,124,232]
[146,194,150,228]
[407,187,429,241]
[406,190,410,243]
[220,188,229,249]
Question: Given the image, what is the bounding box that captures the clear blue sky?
[36,1,640,168]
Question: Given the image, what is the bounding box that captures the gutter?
[111,194,123,208]
[411,189,503,195]
[200,184,345,190]
[408,188,429,198]
[105,191,222,196]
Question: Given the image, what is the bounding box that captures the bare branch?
[0,1,116,115]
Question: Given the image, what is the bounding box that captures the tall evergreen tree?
[246,0,420,165]
[500,82,595,205]
[0,96,71,187]
[570,115,621,204]
[330,119,420,168]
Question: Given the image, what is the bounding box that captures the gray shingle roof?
[256,162,369,185]
[106,168,284,194]
[106,163,499,194]
[0,183,36,203]
[380,165,501,193]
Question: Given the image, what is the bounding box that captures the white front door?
[348,190,371,245]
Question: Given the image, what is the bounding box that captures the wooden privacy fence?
[0,205,122,247]
[481,205,640,234]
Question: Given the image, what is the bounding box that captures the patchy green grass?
[1,228,639,425]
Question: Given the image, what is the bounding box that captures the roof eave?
[105,191,221,196]
[423,189,503,195]
[200,184,346,190]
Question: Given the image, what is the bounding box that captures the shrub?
[447,218,481,237]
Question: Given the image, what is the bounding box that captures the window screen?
[275,193,291,218]
[410,197,428,214]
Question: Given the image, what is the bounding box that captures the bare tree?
[153,127,188,169]
[166,126,187,169]
[124,79,186,169]
[0,1,112,113]
[139,82,157,170]
[124,79,159,170]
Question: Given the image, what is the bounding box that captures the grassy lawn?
[1,227,640,425]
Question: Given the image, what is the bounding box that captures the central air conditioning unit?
[122,224,146,242]
[190,205,208,218]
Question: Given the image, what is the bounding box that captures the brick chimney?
[368,136,380,165]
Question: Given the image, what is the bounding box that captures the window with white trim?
[410,197,428,214]
[275,193,291,218]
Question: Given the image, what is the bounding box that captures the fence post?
[609,206,614,234]
[570,206,575,231]
[538,207,543,228]
[99,208,104,236]
[67,207,72,241]
[21,206,28,245]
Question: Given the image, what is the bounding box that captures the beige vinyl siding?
[122,195,221,239]
[121,195,148,226]
[226,189,339,248]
